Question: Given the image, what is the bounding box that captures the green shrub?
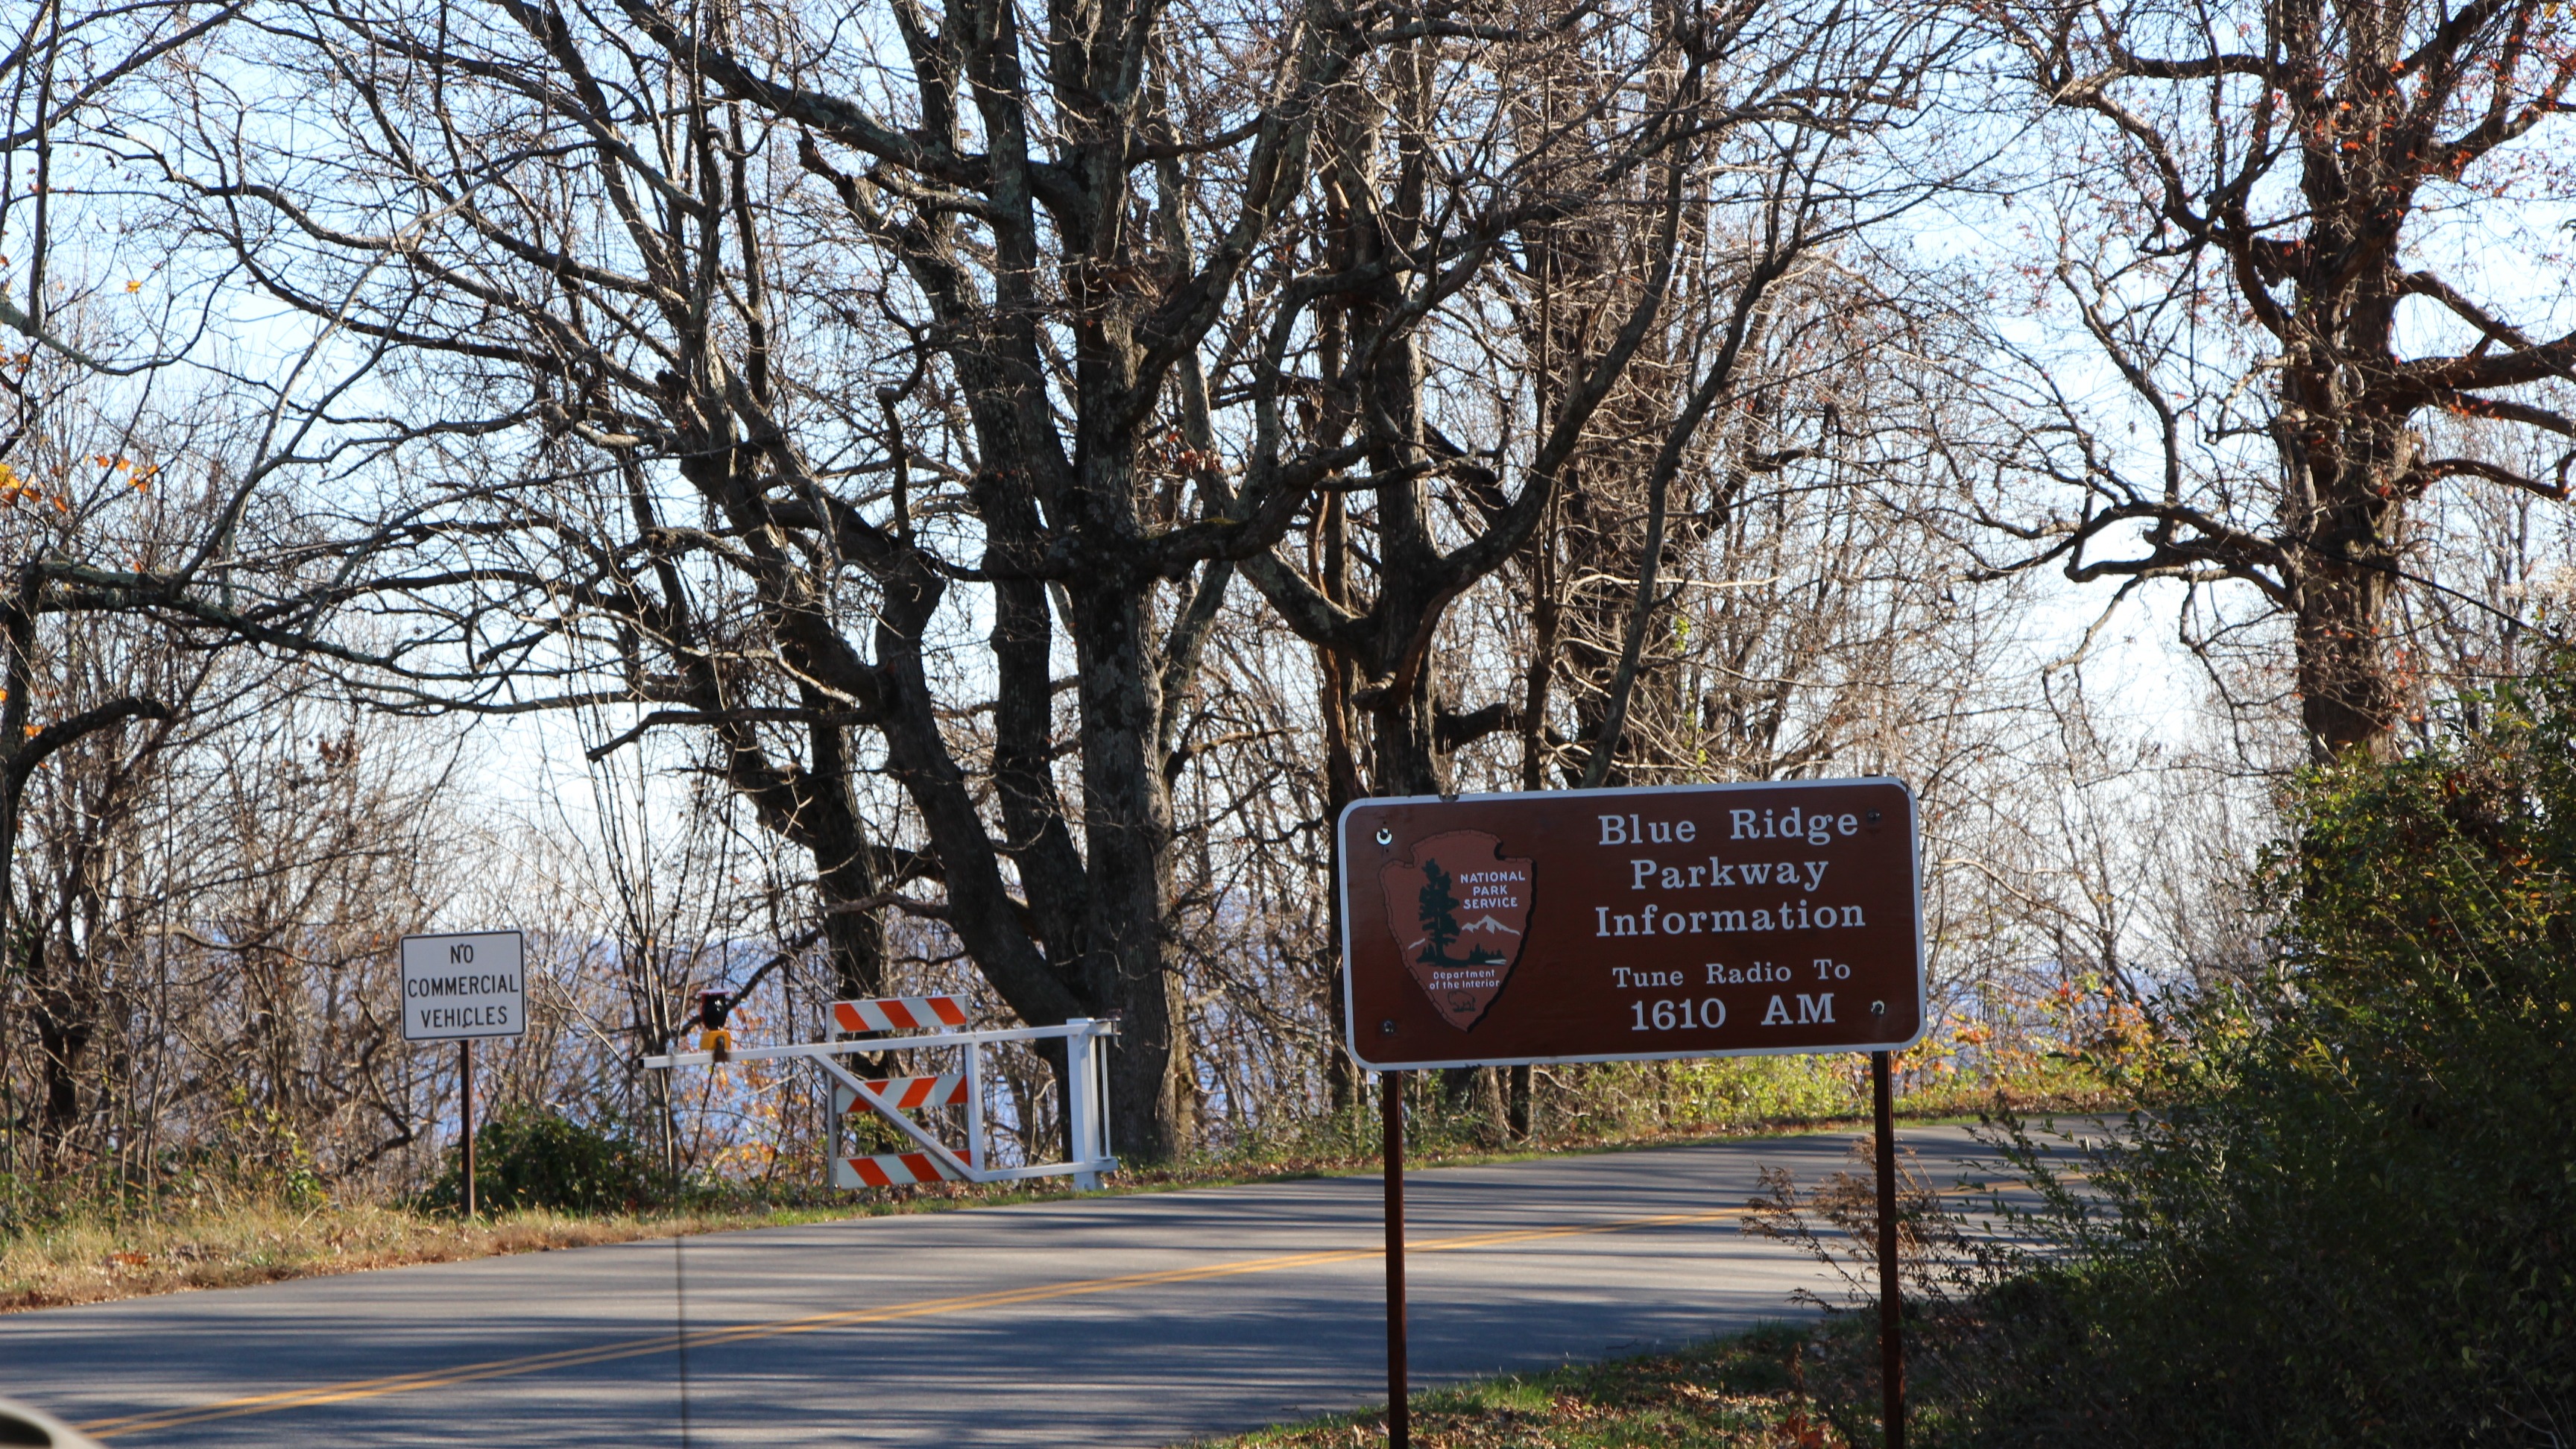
[1933,664,2576,1447]
[420,1108,657,1216]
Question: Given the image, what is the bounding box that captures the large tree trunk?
[2282,388,2408,762]
[1069,575,1193,1161]
[801,719,890,1003]
[28,938,92,1168]
[2293,555,2401,761]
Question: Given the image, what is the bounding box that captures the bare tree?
[0,0,455,1193]
[1248,1,1966,801]
[1972,0,2576,760]
[137,0,1948,1160]
[4,622,457,1187]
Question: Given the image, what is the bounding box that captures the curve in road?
[3,1124,2010,1447]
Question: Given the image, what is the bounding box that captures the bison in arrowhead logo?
[1378,830,1534,1030]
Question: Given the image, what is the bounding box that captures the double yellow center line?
[78,1205,1754,1439]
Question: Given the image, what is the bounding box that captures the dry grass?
[0,1199,853,1313]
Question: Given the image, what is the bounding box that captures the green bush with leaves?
[1936,665,2576,1446]
[420,1109,657,1216]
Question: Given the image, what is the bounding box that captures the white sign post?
[400,931,525,1218]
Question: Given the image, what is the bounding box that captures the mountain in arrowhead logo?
[1377,830,1534,1030]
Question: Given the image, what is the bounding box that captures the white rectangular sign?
[399,931,528,1041]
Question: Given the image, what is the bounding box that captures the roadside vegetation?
[1741,666,2576,1446]
[0,1199,827,1313]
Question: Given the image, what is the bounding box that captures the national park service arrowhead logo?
[1379,830,1533,1030]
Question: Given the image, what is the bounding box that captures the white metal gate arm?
[640,1017,1108,1069]
[640,1017,1118,1190]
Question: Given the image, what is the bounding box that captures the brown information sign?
[1340,780,1924,1070]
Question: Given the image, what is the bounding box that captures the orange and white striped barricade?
[641,995,1116,1190]
[831,1072,975,1188]
[830,995,968,1034]
[836,1150,961,1188]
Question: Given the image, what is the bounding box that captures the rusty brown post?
[1873,1049,1903,1449]
[1383,1069,1408,1449]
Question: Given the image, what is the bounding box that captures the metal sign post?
[1339,780,1927,1448]
[462,1038,476,1219]
[400,931,528,1220]
[1874,1049,1904,1449]
[1382,1070,1407,1449]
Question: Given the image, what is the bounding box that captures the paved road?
[3,1125,2015,1447]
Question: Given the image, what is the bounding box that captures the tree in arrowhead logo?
[1378,830,1534,1029]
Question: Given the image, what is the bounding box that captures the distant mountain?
[1458,914,1522,936]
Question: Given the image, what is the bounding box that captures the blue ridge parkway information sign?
[1339,780,1925,1071]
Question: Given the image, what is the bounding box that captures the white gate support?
[1063,1020,1107,1190]
[642,1011,1117,1190]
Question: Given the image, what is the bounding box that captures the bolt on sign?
[399,931,528,1041]
[1340,780,1924,1070]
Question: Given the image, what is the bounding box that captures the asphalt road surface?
[4,1124,2022,1447]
